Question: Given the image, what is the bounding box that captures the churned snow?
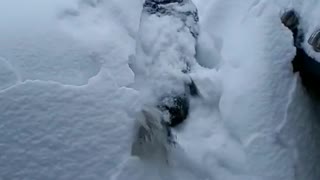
[0,0,320,180]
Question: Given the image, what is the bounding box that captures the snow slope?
[0,0,142,179]
[1,0,320,180]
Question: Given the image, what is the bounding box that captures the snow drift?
[0,0,320,180]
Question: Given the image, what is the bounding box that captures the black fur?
[158,94,189,127]
[157,79,200,128]
[282,10,320,98]
[143,0,199,38]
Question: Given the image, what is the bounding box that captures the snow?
[130,0,199,108]
[1,0,320,180]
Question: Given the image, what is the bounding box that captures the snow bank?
[1,0,320,179]
[0,0,142,179]
[200,0,320,179]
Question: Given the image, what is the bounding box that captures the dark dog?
[158,80,199,128]
[131,0,200,159]
[281,10,320,98]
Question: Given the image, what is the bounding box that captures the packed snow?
[1,0,320,180]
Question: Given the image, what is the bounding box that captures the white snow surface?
[1,0,320,180]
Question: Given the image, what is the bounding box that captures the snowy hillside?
[1,0,320,180]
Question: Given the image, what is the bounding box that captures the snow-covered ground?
[1,0,320,179]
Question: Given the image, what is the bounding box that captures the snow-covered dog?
[130,0,200,161]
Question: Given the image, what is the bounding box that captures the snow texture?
[130,0,199,102]
[1,0,320,180]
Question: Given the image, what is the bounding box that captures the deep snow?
[1,0,320,180]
